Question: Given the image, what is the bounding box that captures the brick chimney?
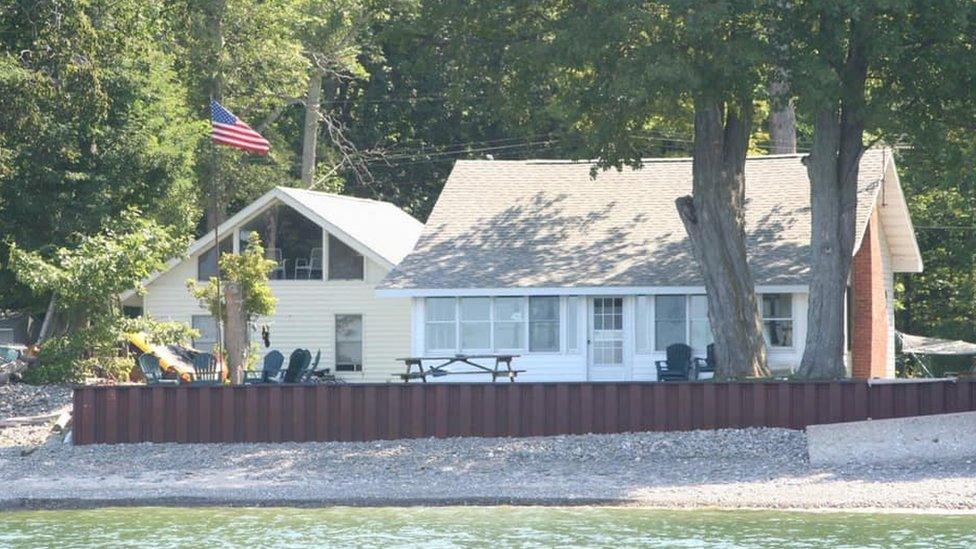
[850,209,889,379]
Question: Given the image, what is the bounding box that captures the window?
[762,294,794,347]
[192,315,218,352]
[493,297,526,350]
[655,295,686,351]
[0,329,13,344]
[425,298,456,351]
[566,297,579,352]
[529,296,559,352]
[689,295,712,350]
[328,234,364,280]
[460,297,491,350]
[335,314,363,372]
[197,237,232,281]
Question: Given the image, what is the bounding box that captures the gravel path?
[0,384,72,451]
[1,425,974,511]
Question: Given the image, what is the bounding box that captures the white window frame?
[459,297,493,352]
[644,294,713,353]
[424,297,458,353]
[334,313,364,372]
[423,296,564,355]
[528,296,560,353]
[760,293,795,349]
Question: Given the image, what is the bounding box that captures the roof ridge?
[276,186,394,207]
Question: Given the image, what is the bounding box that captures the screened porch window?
[654,295,686,351]
[460,297,491,350]
[197,237,232,281]
[529,296,559,352]
[238,204,323,280]
[425,298,457,351]
[328,234,364,280]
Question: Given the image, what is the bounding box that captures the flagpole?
[210,99,224,364]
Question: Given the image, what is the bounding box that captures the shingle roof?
[380,150,889,290]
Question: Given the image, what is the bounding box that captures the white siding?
[411,292,809,382]
[143,235,412,383]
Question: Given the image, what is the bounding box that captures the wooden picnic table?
[395,354,523,383]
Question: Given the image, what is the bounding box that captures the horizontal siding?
[144,252,412,383]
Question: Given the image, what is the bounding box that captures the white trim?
[377,284,809,298]
[122,187,400,301]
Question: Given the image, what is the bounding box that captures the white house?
[122,187,422,382]
[377,149,923,381]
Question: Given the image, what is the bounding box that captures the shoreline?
[3,428,976,515]
[4,497,976,515]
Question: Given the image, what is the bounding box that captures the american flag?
[210,100,270,155]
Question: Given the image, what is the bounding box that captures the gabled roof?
[124,187,422,298]
[379,148,921,294]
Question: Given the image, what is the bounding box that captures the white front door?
[588,297,626,380]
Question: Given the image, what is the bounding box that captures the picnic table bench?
[395,354,523,383]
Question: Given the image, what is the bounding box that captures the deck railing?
[72,378,976,445]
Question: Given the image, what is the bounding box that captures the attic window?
[328,235,364,280]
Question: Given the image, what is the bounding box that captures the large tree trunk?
[300,69,324,187]
[768,71,797,154]
[796,17,869,379]
[223,281,247,385]
[676,98,769,379]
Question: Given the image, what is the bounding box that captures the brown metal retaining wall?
[72,379,976,445]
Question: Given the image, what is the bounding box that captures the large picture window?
[425,296,562,353]
[335,314,363,372]
[762,294,793,347]
[328,234,364,280]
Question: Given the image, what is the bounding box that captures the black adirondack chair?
[190,352,221,385]
[302,350,321,382]
[137,354,178,385]
[655,343,693,381]
[282,348,312,383]
[244,350,285,384]
[693,343,717,380]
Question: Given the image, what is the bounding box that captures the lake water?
[1,506,974,548]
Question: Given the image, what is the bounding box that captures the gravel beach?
[2,384,975,512]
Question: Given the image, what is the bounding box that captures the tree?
[187,232,277,383]
[0,0,203,312]
[7,211,193,382]
[779,0,973,378]
[440,1,771,377]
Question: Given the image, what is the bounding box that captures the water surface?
[1,506,974,548]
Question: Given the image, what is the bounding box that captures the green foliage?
[186,232,278,325]
[7,213,191,382]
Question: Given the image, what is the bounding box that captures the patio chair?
[270,248,287,280]
[190,352,221,385]
[137,354,179,385]
[282,348,312,383]
[302,350,321,383]
[655,343,693,381]
[693,343,717,380]
[294,248,323,279]
[244,350,285,384]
